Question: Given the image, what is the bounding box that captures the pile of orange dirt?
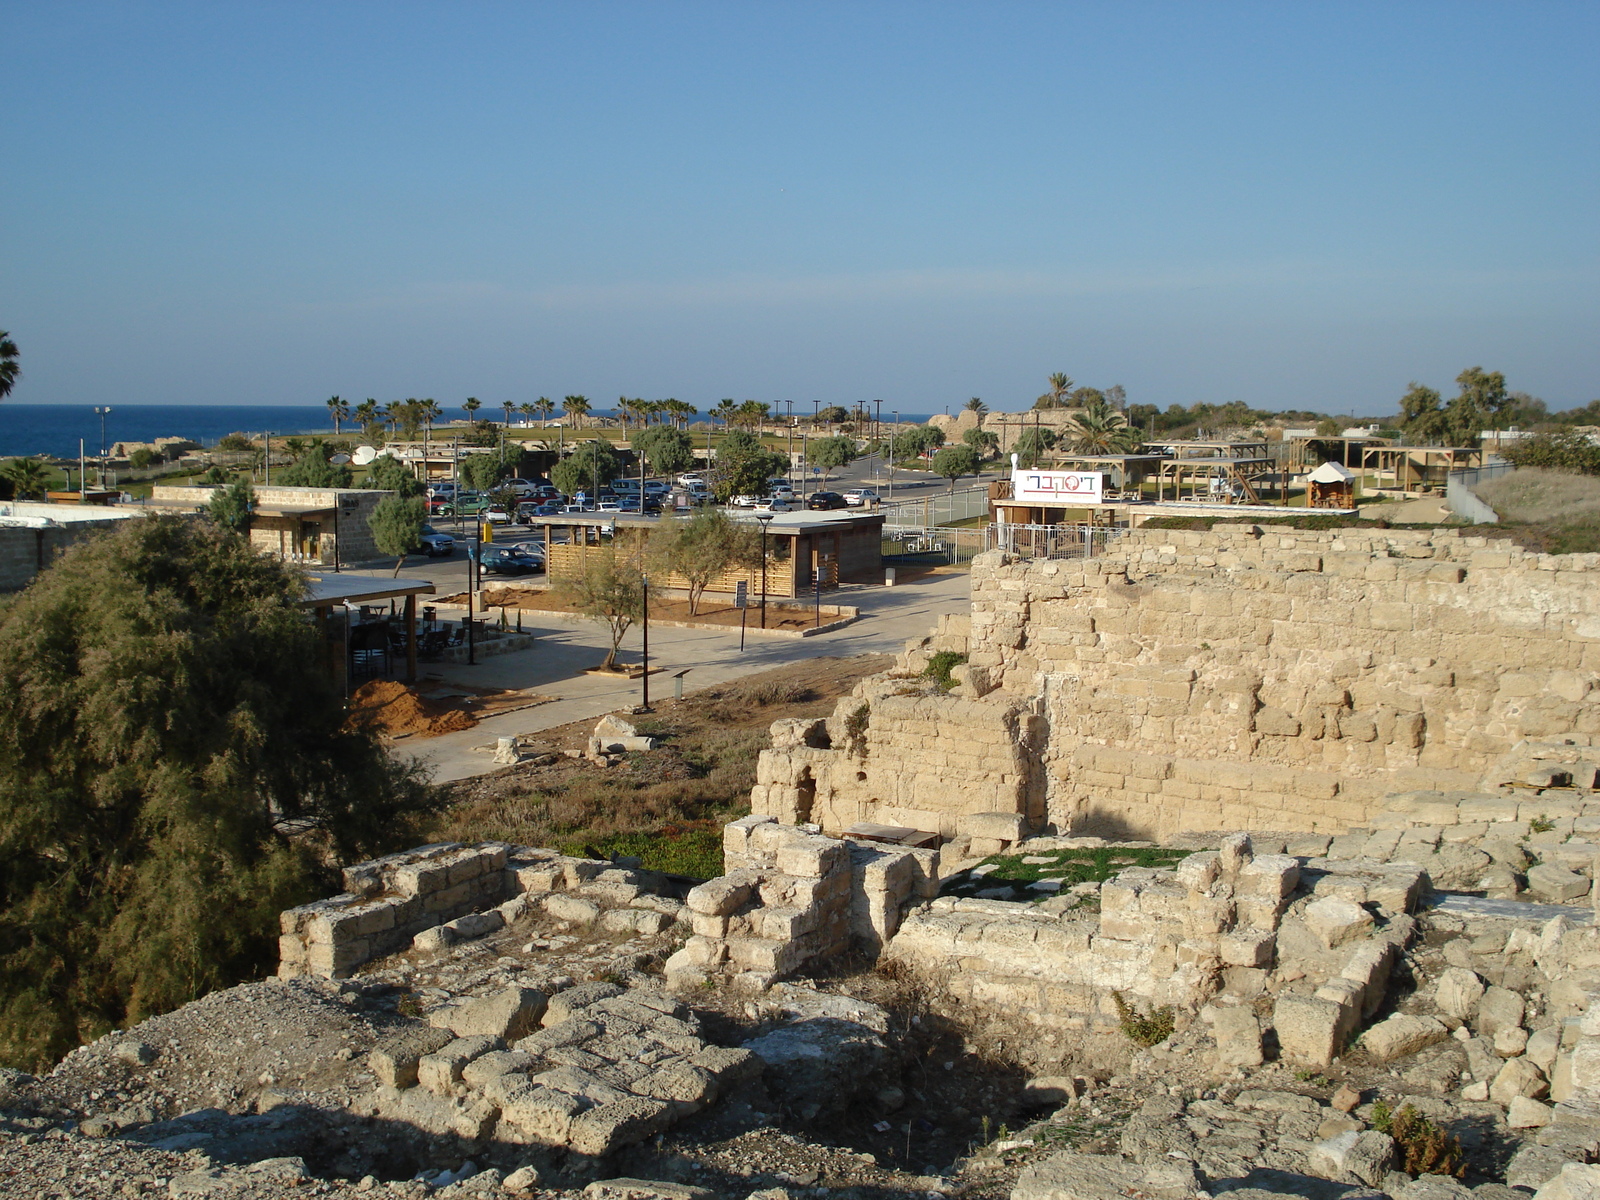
[346,679,477,738]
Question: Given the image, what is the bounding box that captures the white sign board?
[1010,468,1104,505]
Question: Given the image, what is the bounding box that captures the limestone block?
[631,1063,718,1112]
[1509,1096,1555,1128]
[461,1049,533,1090]
[1362,1014,1447,1063]
[411,925,454,955]
[368,1027,456,1089]
[1490,1056,1549,1105]
[1308,1129,1396,1186]
[544,895,601,927]
[963,812,1027,843]
[567,1096,674,1156]
[1497,1027,1531,1058]
[1219,931,1274,968]
[418,1035,500,1095]
[500,1084,585,1143]
[1273,994,1348,1068]
[1176,852,1220,893]
[1476,986,1527,1039]
[1303,896,1375,950]
[1218,833,1254,874]
[1237,855,1301,899]
[1534,1164,1600,1200]
[1211,1005,1264,1067]
[686,874,755,917]
[1527,1026,1562,1073]
[447,911,504,940]
[1529,862,1591,903]
[1010,1153,1202,1200]
[436,987,548,1041]
[1435,968,1486,1021]
[1566,1040,1600,1094]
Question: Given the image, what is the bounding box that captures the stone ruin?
[750,525,1600,844]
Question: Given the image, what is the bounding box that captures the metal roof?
[300,574,436,608]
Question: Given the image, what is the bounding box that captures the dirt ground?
[346,680,557,739]
[423,654,893,862]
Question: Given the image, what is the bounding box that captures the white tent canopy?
[1308,461,1356,483]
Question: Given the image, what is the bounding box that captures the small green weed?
[942,845,1187,901]
[844,703,870,756]
[1294,1068,1332,1087]
[1112,990,1175,1047]
[1529,815,1556,834]
[395,992,422,1019]
[558,824,724,879]
[923,651,968,691]
[1371,1101,1464,1177]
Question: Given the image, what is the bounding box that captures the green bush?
[1370,1101,1464,1177]
[1112,991,1175,1047]
[923,651,967,690]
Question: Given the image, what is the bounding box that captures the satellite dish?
[329,453,352,465]
[352,445,378,465]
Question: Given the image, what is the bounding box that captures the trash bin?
[884,567,896,586]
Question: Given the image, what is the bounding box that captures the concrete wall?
[755,523,1600,840]
[0,503,143,591]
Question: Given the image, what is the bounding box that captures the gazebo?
[1307,461,1356,509]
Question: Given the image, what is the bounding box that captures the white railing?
[878,485,990,528]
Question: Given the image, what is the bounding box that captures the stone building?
[151,484,389,566]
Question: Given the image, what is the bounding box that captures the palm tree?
[0,331,18,400]
[670,400,698,429]
[501,400,514,428]
[518,402,535,427]
[354,398,380,437]
[1035,373,1074,411]
[3,457,51,499]
[964,397,987,416]
[326,395,349,434]
[535,396,555,424]
[463,397,482,424]
[1065,397,1141,455]
[713,398,738,429]
[616,396,635,440]
[563,395,591,427]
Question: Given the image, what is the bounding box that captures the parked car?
[479,545,542,576]
[752,497,795,513]
[502,478,538,498]
[418,524,455,557]
[426,481,457,499]
[807,491,848,510]
[596,500,621,513]
[484,504,512,525]
[728,494,759,508]
[427,495,452,515]
[677,473,706,487]
[440,491,490,516]
[843,488,880,507]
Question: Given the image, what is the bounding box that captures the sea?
[0,404,943,461]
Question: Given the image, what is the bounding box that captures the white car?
[596,500,622,513]
[752,497,795,513]
[677,473,706,487]
[728,494,759,508]
[843,488,880,507]
[427,481,457,498]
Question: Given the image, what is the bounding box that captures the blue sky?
[3,2,1596,415]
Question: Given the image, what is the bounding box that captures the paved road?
[390,569,972,783]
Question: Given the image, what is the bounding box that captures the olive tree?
[370,494,428,575]
[556,545,644,669]
[649,509,761,615]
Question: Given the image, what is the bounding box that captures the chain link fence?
[883,521,1126,565]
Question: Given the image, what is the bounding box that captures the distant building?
[151,485,388,566]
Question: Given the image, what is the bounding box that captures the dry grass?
[423,655,891,873]
[1476,469,1600,524]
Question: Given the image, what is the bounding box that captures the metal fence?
[1446,462,1514,525]
[883,521,1126,565]
[878,485,990,529]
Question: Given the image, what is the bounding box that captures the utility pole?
[640,574,651,710]
[755,511,774,628]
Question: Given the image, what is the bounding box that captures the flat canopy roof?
[254,503,336,517]
[1058,453,1168,464]
[300,573,436,609]
[1160,455,1276,466]
[1366,444,1478,454]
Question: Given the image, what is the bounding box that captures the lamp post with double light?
[754,511,775,629]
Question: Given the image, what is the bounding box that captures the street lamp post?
[640,573,651,710]
[94,406,112,459]
[890,410,898,500]
[754,511,775,629]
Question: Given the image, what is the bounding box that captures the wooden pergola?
[1358,444,1481,492]
[301,573,436,693]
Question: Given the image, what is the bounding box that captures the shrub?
[923,651,967,690]
[1111,990,1175,1047]
[1370,1101,1464,1177]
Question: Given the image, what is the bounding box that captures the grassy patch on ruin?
[940,845,1188,902]
[557,824,726,879]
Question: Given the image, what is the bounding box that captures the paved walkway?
[398,571,972,782]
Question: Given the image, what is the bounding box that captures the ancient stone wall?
[664,816,938,989]
[278,843,641,979]
[755,524,1600,840]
